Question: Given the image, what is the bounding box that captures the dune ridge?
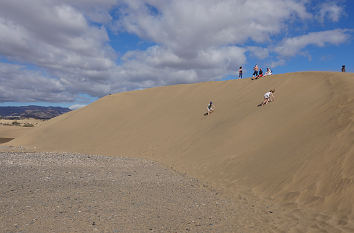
[9,72,354,226]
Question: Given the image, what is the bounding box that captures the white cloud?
[247,47,270,59]
[0,0,117,100]
[317,2,343,23]
[114,0,311,57]
[69,104,86,110]
[61,0,118,24]
[270,59,286,68]
[274,29,350,57]
[112,45,247,90]
[0,0,351,104]
[0,63,73,102]
[107,0,313,89]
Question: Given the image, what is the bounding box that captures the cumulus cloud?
[108,0,312,89]
[247,47,270,59]
[110,45,246,91]
[274,29,350,57]
[0,0,351,104]
[61,0,118,24]
[317,2,343,23]
[0,63,73,102]
[114,0,311,57]
[0,0,117,100]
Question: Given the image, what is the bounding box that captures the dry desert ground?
[1,71,354,232]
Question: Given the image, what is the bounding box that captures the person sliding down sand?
[260,89,275,106]
[206,101,215,115]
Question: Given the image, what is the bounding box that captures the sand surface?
[0,151,279,233]
[3,151,353,233]
[0,126,32,140]
[0,118,44,127]
[4,71,354,232]
[0,118,43,144]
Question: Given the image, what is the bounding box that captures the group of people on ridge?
[251,64,272,80]
[214,63,349,116]
[205,64,276,116]
[238,65,272,79]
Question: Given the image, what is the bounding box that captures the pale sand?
[4,71,354,232]
[0,118,44,127]
[0,118,43,141]
[0,125,34,139]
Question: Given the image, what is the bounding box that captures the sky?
[0,0,353,109]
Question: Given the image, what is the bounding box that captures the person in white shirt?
[261,89,275,106]
[207,101,215,115]
[264,67,272,76]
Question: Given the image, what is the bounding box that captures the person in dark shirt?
[206,101,215,115]
[238,66,243,79]
[252,64,258,78]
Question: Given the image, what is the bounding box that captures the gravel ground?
[0,152,240,233]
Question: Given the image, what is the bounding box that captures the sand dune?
[0,126,33,139]
[8,71,354,231]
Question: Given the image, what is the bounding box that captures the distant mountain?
[0,105,71,120]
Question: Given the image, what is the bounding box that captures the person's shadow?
[257,103,263,107]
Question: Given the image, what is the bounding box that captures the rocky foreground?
[2,151,353,233]
[0,152,245,233]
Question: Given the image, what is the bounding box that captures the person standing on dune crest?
[238,66,243,79]
[252,64,259,78]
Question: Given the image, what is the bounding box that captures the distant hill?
[0,105,71,120]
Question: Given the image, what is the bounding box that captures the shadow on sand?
[0,138,14,144]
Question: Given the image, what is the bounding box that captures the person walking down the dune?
[252,64,259,80]
[260,89,275,106]
[238,66,243,79]
[206,101,215,115]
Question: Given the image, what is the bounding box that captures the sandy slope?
[8,71,354,231]
[0,118,44,138]
[0,126,32,139]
